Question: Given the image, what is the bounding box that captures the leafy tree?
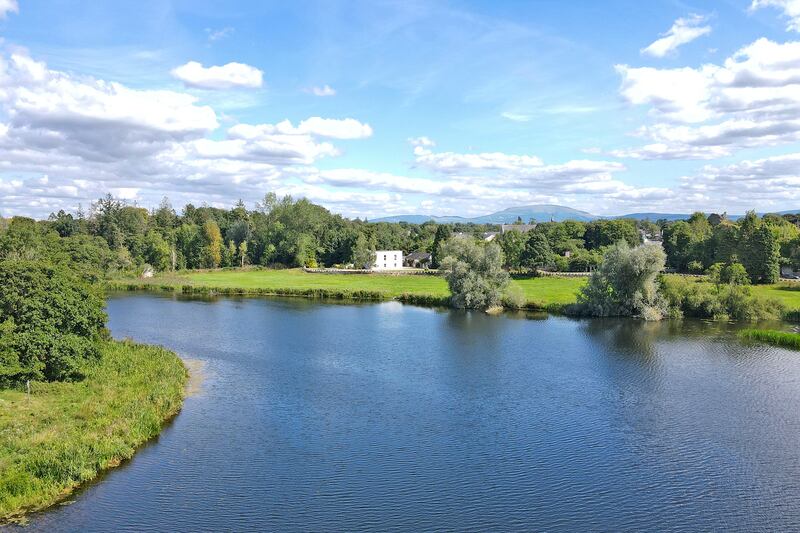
[0,260,106,383]
[238,240,248,268]
[440,237,509,309]
[739,212,780,284]
[143,231,172,272]
[350,233,375,269]
[498,230,526,270]
[431,225,451,268]
[200,219,223,268]
[584,219,640,250]
[574,242,666,320]
[48,210,79,237]
[522,230,554,270]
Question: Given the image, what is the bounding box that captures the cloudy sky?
[1,0,800,218]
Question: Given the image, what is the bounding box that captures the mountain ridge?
[370,204,800,224]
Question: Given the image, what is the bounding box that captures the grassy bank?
[738,329,800,350]
[108,268,800,318]
[108,268,585,311]
[0,340,187,522]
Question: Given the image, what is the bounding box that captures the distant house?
[781,265,799,279]
[501,224,536,234]
[482,231,499,242]
[404,251,432,268]
[373,250,403,270]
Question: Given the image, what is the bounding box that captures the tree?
[350,233,375,269]
[440,236,509,309]
[498,230,526,270]
[143,230,171,272]
[431,225,451,268]
[584,219,640,250]
[574,242,666,320]
[0,260,107,383]
[200,219,223,268]
[739,212,780,284]
[238,240,248,268]
[522,230,554,270]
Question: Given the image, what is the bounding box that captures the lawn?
[109,268,800,313]
[111,268,587,309]
[0,340,186,522]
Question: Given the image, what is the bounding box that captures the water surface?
[17,294,800,531]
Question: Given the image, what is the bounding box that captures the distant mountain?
[613,213,691,221]
[370,205,800,224]
[372,204,597,224]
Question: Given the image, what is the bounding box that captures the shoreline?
[0,341,189,524]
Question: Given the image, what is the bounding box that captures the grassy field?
[0,340,187,523]
[110,268,586,309]
[108,268,800,315]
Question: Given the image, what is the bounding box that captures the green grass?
[738,329,800,350]
[750,283,800,312]
[109,268,587,311]
[0,340,187,523]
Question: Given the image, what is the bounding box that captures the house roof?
[406,251,432,260]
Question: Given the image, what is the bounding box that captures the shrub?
[0,260,107,384]
[660,275,782,321]
[501,284,527,309]
[570,242,666,319]
[440,236,509,310]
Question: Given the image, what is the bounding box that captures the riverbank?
[107,268,800,317]
[0,340,187,523]
[739,329,800,350]
[107,268,583,312]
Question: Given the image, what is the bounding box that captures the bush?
[501,284,527,309]
[0,260,107,384]
[660,275,782,321]
[440,236,509,309]
[570,242,666,319]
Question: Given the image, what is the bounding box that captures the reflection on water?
[15,293,800,532]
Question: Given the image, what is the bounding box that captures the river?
[17,293,800,531]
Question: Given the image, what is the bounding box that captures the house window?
[383,254,387,260]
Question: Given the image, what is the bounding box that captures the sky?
[1,0,800,219]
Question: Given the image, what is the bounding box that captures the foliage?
[660,275,783,321]
[583,219,640,250]
[0,340,186,521]
[738,329,800,350]
[572,242,666,319]
[522,230,554,270]
[0,261,107,384]
[350,233,375,269]
[439,237,510,309]
[431,224,451,269]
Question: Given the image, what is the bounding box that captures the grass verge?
[0,340,187,523]
[738,329,800,350]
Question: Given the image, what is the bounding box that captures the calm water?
[15,294,800,532]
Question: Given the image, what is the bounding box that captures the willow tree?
[440,236,509,310]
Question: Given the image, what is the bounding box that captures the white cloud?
[641,14,711,58]
[679,151,800,211]
[0,0,17,19]
[171,61,263,90]
[229,117,372,140]
[307,84,336,96]
[614,38,800,159]
[751,0,800,32]
[501,111,532,122]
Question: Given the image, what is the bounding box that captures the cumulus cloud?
[0,0,17,19]
[751,0,800,32]
[306,84,336,96]
[614,38,800,159]
[641,14,712,58]
[0,49,378,217]
[679,151,800,211]
[171,61,263,90]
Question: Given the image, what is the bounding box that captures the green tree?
[431,225,451,268]
[440,237,509,310]
[574,242,666,320]
[522,230,554,270]
[498,230,526,270]
[350,233,375,269]
[143,230,171,272]
[0,260,107,383]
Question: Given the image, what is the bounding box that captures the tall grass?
[738,329,800,350]
[0,340,187,522]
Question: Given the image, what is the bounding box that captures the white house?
[373,250,403,270]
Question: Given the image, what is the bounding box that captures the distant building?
[404,251,432,268]
[501,224,536,234]
[482,232,499,242]
[373,250,403,270]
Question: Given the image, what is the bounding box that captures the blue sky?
[1,0,800,218]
